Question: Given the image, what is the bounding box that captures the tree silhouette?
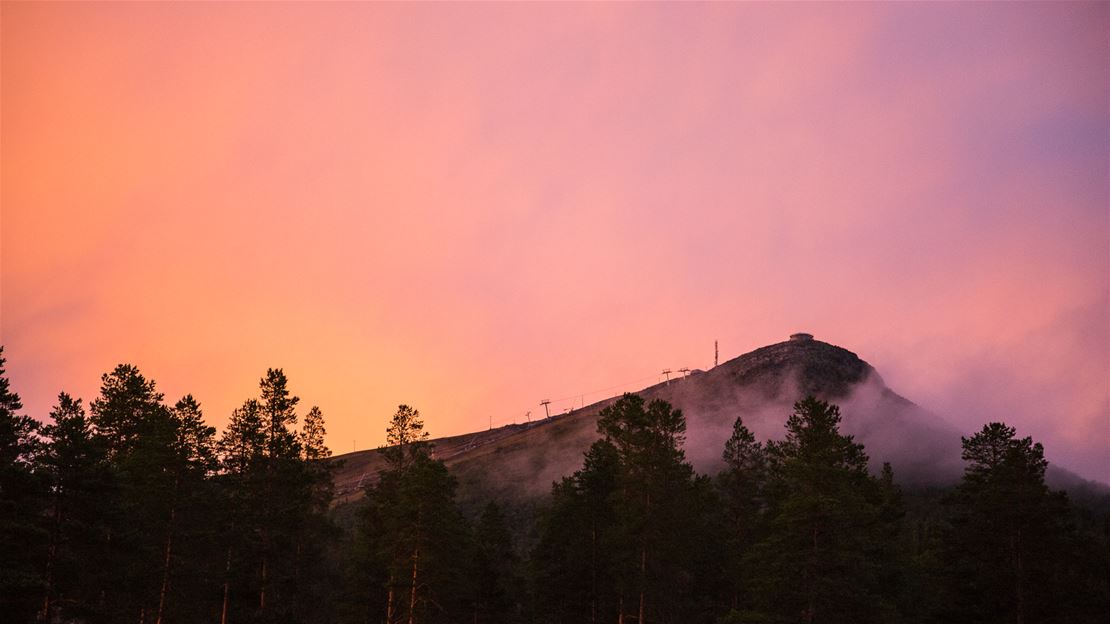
[363,406,471,624]
[301,405,331,461]
[719,415,767,611]
[39,393,108,621]
[746,397,900,623]
[943,422,1073,624]
[0,347,45,620]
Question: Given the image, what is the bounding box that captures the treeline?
[529,396,1109,624]
[0,348,336,623]
[2,346,1109,624]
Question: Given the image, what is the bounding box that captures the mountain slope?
[330,334,1103,509]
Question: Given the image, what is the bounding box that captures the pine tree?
[153,395,218,624]
[90,363,167,458]
[533,395,730,623]
[0,346,46,620]
[594,393,725,624]
[745,396,900,624]
[473,501,522,623]
[598,394,679,623]
[38,392,110,622]
[259,368,300,460]
[256,368,303,620]
[532,439,621,624]
[718,416,767,611]
[89,363,180,623]
[942,422,1073,624]
[217,398,268,624]
[383,404,429,470]
[298,404,335,558]
[301,405,331,461]
[359,405,472,624]
[221,398,266,475]
[294,405,339,624]
[216,371,337,623]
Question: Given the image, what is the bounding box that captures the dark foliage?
[939,422,1107,624]
[0,347,47,621]
[534,394,727,624]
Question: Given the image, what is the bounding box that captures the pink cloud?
[3,2,1106,479]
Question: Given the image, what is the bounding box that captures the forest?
[1,346,1108,624]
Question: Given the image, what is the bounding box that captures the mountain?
[330,334,1107,510]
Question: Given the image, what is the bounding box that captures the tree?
[590,394,725,624]
[383,404,430,470]
[259,368,300,460]
[359,406,472,624]
[293,404,339,624]
[89,363,180,623]
[170,395,217,470]
[745,397,900,624]
[0,346,46,620]
[38,393,110,622]
[214,370,338,623]
[532,440,621,624]
[473,502,522,624]
[718,416,767,610]
[255,368,304,620]
[90,363,167,458]
[598,394,683,623]
[301,405,331,461]
[217,398,268,624]
[298,404,336,571]
[220,398,266,475]
[153,395,218,624]
[82,366,224,623]
[942,422,1073,624]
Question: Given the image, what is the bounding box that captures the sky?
[2,3,1108,481]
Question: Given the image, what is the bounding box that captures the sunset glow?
[2,2,1107,480]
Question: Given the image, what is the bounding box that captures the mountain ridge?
[330,335,1108,509]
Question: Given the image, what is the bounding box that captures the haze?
[2,3,1107,481]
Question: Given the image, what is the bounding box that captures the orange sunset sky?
[2,3,1108,480]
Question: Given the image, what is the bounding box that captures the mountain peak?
[716,334,881,401]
